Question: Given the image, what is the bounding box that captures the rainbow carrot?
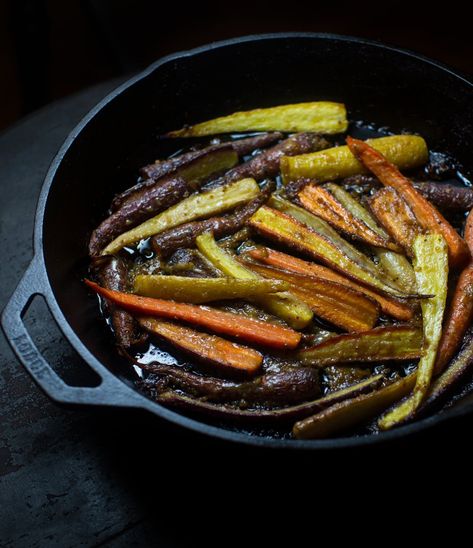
[347,136,470,268]
[85,279,301,349]
[139,318,262,375]
[247,247,414,321]
[435,209,473,373]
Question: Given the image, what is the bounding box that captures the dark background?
[1,2,472,546]
[1,0,472,132]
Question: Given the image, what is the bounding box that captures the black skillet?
[3,33,473,449]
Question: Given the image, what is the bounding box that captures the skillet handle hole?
[22,295,101,388]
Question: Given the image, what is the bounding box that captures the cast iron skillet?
[3,33,473,449]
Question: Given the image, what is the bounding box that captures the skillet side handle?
[1,258,137,407]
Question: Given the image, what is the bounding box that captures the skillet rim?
[32,32,473,449]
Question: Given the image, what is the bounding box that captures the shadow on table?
[78,402,471,545]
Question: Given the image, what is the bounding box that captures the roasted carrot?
[195,231,313,329]
[368,187,420,255]
[298,326,423,367]
[378,234,449,430]
[347,136,470,268]
[155,374,384,424]
[293,373,416,439]
[85,279,301,349]
[239,260,379,332]
[268,194,389,278]
[298,183,401,251]
[424,332,473,411]
[435,210,473,374]
[133,274,288,303]
[246,247,415,321]
[167,102,348,137]
[281,135,428,183]
[249,206,411,298]
[138,318,263,375]
[324,182,417,292]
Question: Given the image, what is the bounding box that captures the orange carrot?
[239,260,379,332]
[85,279,301,349]
[369,187,421,255]
[435,210,473,373]
[346,136,470,268]
[138,318,263,375]
[298,183,401,251]
[246,247,414,321]
[249,205,410,298]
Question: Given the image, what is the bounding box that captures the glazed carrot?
[293,373,416,439]
[325,182,416,292]
[281,135,428,183]
[298,326,422,367]
[369,187,421,255]
[138,318,263,375]
[435,210,473,374]
[85,279,301,349]
[249,206,411,298]
[239,260,380,332]
[195,231,313,329]
[378,234,449,430]
[298,183,401,251]
[167,102,348,137]
[424,332,473,411]
[246,247,414,321]
[347,136,470,268]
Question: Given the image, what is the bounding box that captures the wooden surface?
[1,78,472,547]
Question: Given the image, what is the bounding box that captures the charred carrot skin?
[84,279,301,349]
[435,210,473,374]
[138,318,263,375]
[246,247,415,321]
[297,183,401,251]
[239,259,380,332]
[347,136,470,268]
[368,187,421,256]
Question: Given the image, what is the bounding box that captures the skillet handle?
[1,258,138,407]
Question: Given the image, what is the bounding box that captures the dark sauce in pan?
[93,121,473,440]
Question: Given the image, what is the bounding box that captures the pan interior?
[40,35,473,439]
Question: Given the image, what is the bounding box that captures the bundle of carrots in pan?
[86,102,473,439]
